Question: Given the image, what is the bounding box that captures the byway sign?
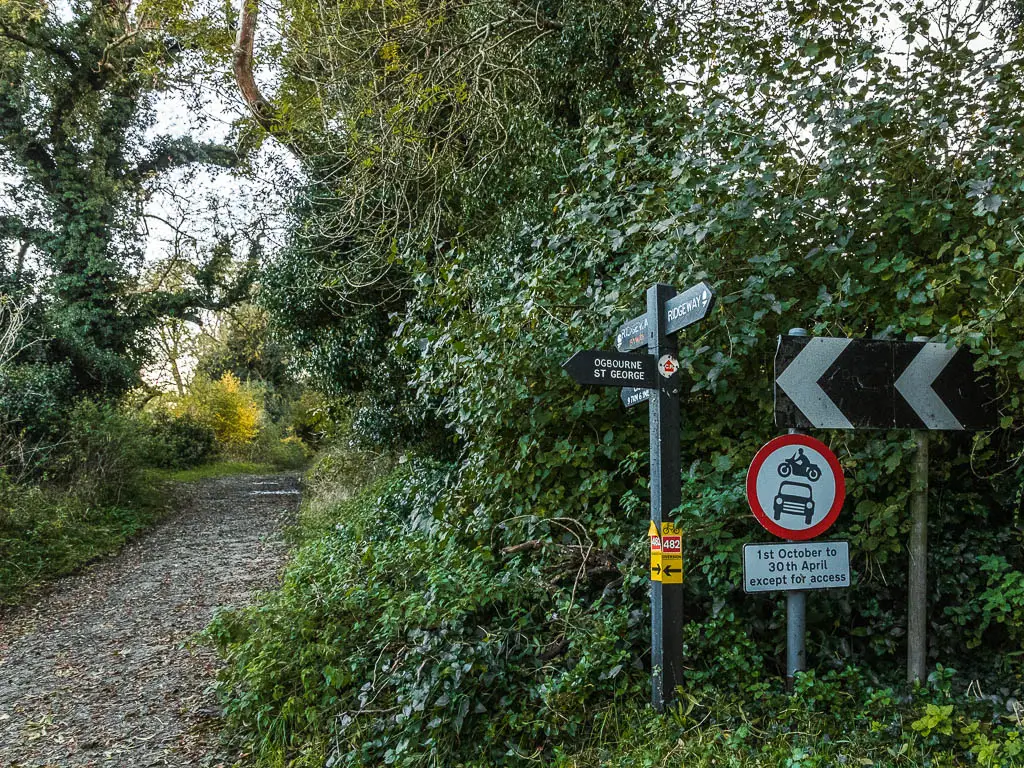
[621,387,652,408]
[775,336,998,430]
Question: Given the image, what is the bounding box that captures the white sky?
[139,82,300,390]
[143,78,299,265]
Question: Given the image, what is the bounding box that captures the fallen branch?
[501,539,546,555]
[539,638,569,661]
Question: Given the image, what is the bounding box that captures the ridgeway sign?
[615,281,716,352]
[665,281,716,336]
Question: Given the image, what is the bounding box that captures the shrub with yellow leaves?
[176,372,261,447]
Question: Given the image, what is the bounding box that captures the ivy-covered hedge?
[208,462,1024,766]
[215,0,1024,765]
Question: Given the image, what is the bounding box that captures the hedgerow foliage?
[211,0,1024,765]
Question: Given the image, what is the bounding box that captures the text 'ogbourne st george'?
[593,357,649,381]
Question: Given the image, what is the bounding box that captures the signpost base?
[786,589,806,690]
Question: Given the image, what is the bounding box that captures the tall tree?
[231,0,668,405]
[0,0,237,395]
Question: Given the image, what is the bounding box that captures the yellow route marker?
[648,521,662,582]
[660,522,683,584]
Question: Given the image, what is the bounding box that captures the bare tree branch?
[0,295,38,372]
[232,0,303,157]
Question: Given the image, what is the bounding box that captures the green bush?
[288,389,335,447]
[0,362,75,474]
[56,400,149,503]
[142,413,217,470]
[258,434,312,470]
[947,556,1024,656]
[0,397,176,605]
[227,417,312,469]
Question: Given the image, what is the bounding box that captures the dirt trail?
[0,473,300,767]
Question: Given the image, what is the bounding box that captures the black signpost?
[773,333,999,683]
[563,281,716,711]
[646,283,683,711]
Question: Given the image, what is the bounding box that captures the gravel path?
[0,473,300,767]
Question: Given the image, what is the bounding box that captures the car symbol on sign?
[773,481,815,525]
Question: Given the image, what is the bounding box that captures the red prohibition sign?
[746,433,845,541]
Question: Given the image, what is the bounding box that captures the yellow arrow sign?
[648,521,662,582]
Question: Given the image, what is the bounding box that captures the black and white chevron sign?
[774,335,998,431]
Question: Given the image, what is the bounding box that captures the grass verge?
[0,480,170,608]
[144,460,278,483]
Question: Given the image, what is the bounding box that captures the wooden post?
[907,426,929,683]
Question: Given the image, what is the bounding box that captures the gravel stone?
[0,473,299,767]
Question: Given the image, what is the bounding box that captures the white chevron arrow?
[895,343,962,430]
[776,338,854,429]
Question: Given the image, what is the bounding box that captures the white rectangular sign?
[742,541,850,593]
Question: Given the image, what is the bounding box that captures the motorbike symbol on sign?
[776,448,821,481]
[774,450,821,525]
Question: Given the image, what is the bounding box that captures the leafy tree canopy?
[0,0,240,396]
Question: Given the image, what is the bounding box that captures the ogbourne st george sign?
[562,350,657,388]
